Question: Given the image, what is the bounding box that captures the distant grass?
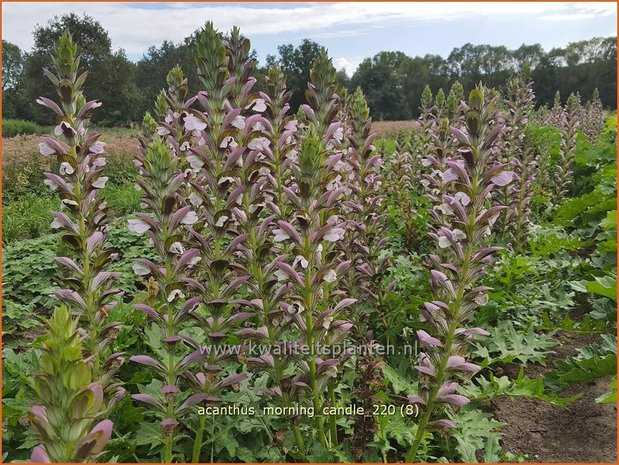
[103,183,142,215]
[2,119,44,138]
[2,194,57,244]
[2,183,142,244]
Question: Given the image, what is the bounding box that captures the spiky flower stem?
[406,87,514,462]
[275,51,354,451]
[555,93,581,201]
[37,30,123,395]
[29,306,113,462]
[496,75,535,246]
[128,137,204,463]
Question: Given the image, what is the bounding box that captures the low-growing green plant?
[3,118,44,137]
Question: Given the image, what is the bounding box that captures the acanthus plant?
[446,81,465,126]
[153,65,198,203]
[504,76,537,251]
[383,134,417,251]
[417,84,436,167]
[341,87,389,460]
[406,86,514,462]
[128,137,205,463]
[36,30,124,399]
[582,88,605,144]
[234,62,308,453]
[495,74,536,248]
[29,306,113,463]
[545,90,564,127]
[554,92,581,202]
[274,51,355,452]
[177,23,264,462]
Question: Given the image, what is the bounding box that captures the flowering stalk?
[383,135,417,251]
[342,87,388,322]
[181,23,255,461]
[128,137,205,462]
[154,65,198,204]
[342,87,389,458]
[406,86,514,462]
[262,65,298,222]
[447,81,464,126]
[496,74,535,245]
[29,306,113,463]
[37,30,123,392]
[545,90,564,127]
[434,88,447,121]
[582,88,605,143]
[275,51,354,450]
[555,93,580,201]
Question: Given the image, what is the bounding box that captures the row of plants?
[2,26,616,463]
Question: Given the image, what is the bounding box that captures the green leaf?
[549,354,617,384]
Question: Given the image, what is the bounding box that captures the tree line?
[2,13,616,126]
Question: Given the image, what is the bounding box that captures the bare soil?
[491,332,617,462]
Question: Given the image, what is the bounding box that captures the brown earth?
[371,120,420,137]
[491,332,617,462]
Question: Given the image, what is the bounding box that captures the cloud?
[3,2,616,56]
[333,57,360,76]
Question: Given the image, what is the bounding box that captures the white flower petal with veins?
[438,236,451,248]
[92,177,108,189]
[39,142,55,156]
[184,114,206,132]
[128,218,151,234]
[167,289,185,302]
[187,154,204,171]
[181,211,198,225]
[169,242,185,254]
[189,192,203,207]
[133,263,150,276]
[323,269,337,283]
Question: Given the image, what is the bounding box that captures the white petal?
[128,218,151,234]
[132,263,150,276]
[181,211,198,225]
[92,176,108,189]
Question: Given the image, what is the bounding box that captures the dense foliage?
[2,23,616,464]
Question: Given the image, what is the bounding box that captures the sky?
[3,2,617,75]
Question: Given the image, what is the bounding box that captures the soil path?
[491,333,617,462]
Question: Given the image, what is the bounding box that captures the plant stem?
[192,414,207,463]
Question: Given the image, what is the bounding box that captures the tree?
[2,40,24,91]
[19,13,139,125]
[270,39,325,111]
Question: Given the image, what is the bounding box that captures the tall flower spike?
[447,81,464,126]
[434,88,447,120]
[29,306,113,462]
[581,88,605,143]
[276,52,354,451]
[383,132,417,250]
[37,29,123,396]
[153,65,198,204]
[235,61,303,449]
[262,65,298,221]
[129,139,202,463]
[343,87,389,459]
[545,90,564,127]
[406,86,514,462]
[182,24,253,461]
[495,74,535,246]
[342,87,388,323]
[555,92,580,201]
